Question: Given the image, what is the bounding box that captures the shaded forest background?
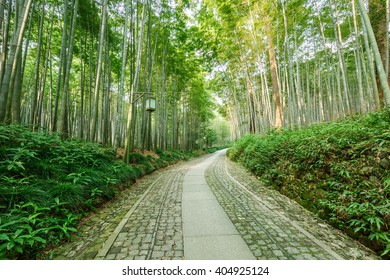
[0,0,389,151]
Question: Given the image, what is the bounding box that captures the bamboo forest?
[0,0,389,260]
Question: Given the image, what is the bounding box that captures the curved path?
[52,150,379,260]
[182,154,255,259]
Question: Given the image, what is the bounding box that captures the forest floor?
[50,150,379,260]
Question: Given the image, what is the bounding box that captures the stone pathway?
[51,150,379,260]
[182,154,255,260]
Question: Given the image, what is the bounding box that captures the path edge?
[95,174,164,259]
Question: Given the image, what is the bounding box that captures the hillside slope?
[228,108,390,258]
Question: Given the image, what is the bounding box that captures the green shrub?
[127,153,147,164]
[0,126,135,258]
[0,199,79,259]
[228,108,390,258]
[0,125,224,258]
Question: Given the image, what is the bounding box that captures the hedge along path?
[52,150,379,260]
[214,150,379,260]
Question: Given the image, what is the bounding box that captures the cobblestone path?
[206,151,378,260]
[52,150,379,260]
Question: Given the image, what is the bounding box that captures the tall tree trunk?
[102,35,111,146]
[0,0,32,122]
[7,0,21,124]
[386,0,389,77]
[52,0,68,131]
[358,0,390,106]
[91,0,107,142]
[87,35,94,140]
[125,1,148,162]
[330,0,351,114]
[265,18,282,129]
[352,0,365,113]
[11,46,22,124]
[37,17,52,131]
[172,76,178,150]
[115,0,130,149]
[31,0,45,128]
[0,0,10,84]
[79,35,85,139]
[59,0,79,139]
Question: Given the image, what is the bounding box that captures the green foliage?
[0,199,79,260]
[0,125,129,212]
[0,125,221,259]
[0,126,136,258]
[228,108,390,258]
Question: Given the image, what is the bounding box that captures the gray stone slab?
[186,171,207,176]
[182,191,215,201]
[182,152,255,260]
[184,235,256,260]
[183,184,211,192]
[192,162,212,169]
[183,176,208,185]
[183,200,239,237]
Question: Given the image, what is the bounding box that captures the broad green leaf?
[0,234,10,241]
[33,236,46,244]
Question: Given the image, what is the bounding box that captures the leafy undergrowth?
[0,125,220,259]
[228,108,390,258]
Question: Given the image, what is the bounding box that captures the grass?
[228,107,390,258]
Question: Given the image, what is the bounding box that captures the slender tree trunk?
[59,0,79,139]
[157,42,167,149]
[87,35,93,141]
[330,0,351,114]
[0,0,32,122]
[79,35,85,139]
[8,1,21,124]
[358,0,390,106]
[125,1,148,162]
[171,75,178,150]
[11,46,22,124]
[37,18,52,131]
[281,2,297,128]
[31,0,45,127]
[265,18,282,129]
[352,0,365,113]
[115,0,130,149]
[52,0,68,131]
[0,0,10,85]
[0,0,6,59]
[386,0,389,77]
[91,0,107,141]
[102,35,111,146]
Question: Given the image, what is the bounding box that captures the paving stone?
[139,250,148,255]
[108,247,121,255]
[174,251,183,257]
[151,251,164,258]
[273,250,283,257]
[113,241,124,247]
[105,254,116,260]
[50,151,379,261]
[115,253,128,260]
[205,151,380,260]
[174,244,183,250]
